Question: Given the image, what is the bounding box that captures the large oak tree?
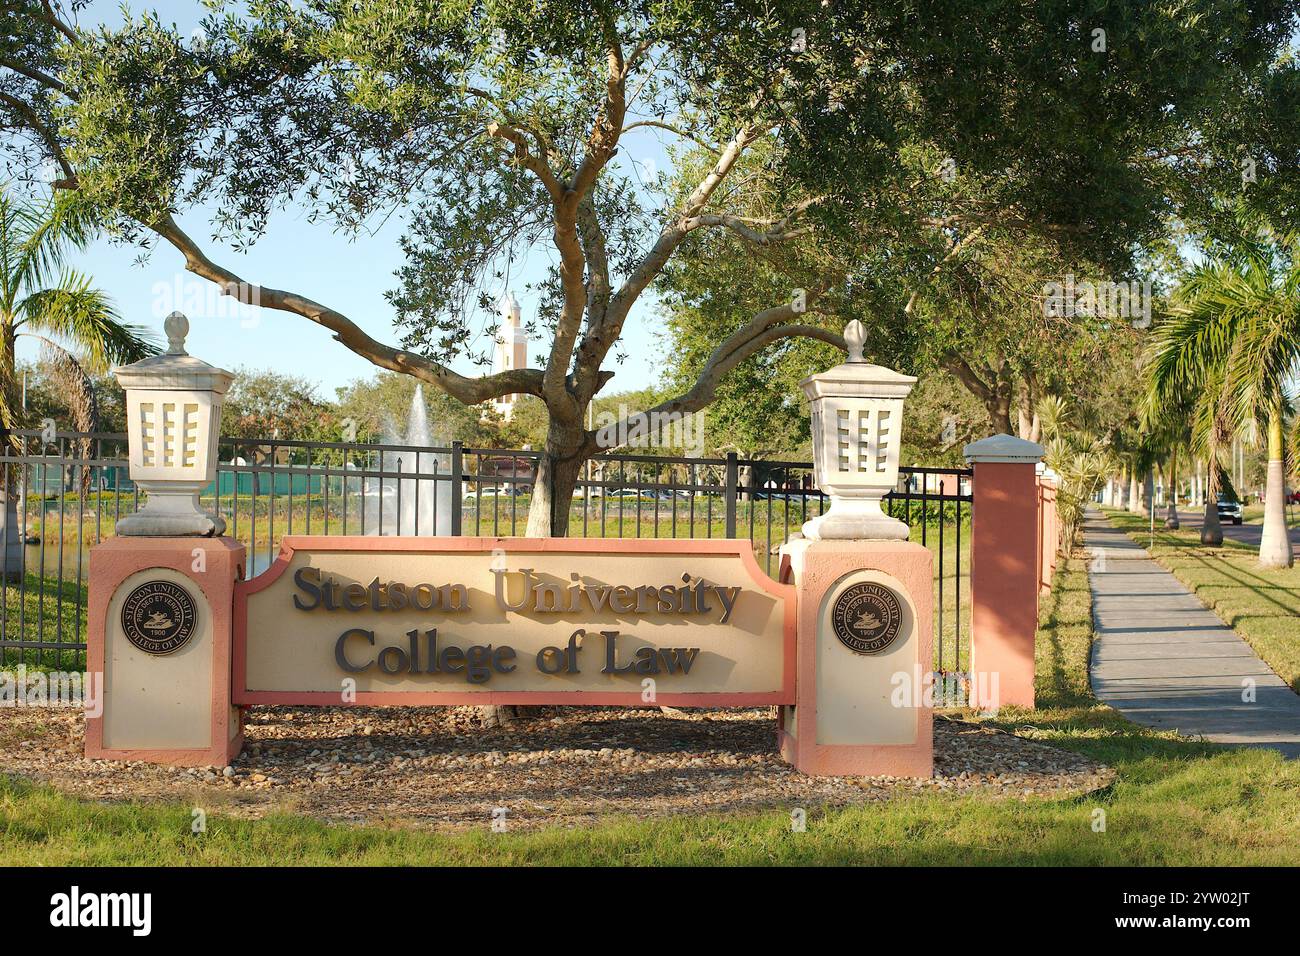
[3,0,1298,534]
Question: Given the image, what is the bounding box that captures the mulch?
[0,705,1115,832]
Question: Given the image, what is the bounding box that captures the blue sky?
[30,2,671,399]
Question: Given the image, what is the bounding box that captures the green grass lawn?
[2,554,1298,865]
[1102,507,1300,691]
[1242,503,1300,528]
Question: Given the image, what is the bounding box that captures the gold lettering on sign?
[242,546,788,697]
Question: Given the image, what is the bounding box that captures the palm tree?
[1147,221,1298,566]
[0,187,156,578]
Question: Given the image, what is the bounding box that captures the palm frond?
[39,344,100,494]
[12,189,105,293]
[40,343,99,434]
[1036,395,1070,440]
[17,271,157,372]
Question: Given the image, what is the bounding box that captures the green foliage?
[33,1,1298,376]
[0,187,155,438]
[224,368,339,441]
[1148,214,1300,437]
[7,1,1300,535]
[333,372,498,445]
[16,361,126,434]
[898,373,989,468]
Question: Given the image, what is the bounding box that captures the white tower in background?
[493,292,528,421]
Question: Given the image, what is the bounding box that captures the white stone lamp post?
[113,312,233,536]
[801,319,917,540]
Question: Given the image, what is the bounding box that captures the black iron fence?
[0,430,972,675]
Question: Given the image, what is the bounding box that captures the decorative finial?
[164,312,189,355]
[844,319,866,363]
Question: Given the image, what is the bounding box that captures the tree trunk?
[485,419,587,728]
[1259,409,1293,568]
[524,422,588,537]
[1128,469,1141,514]
[1016,402,1041,442]
[1201,456,1223,545]
[987,394,1014,437]
[1201,495,1223,545]
[1142,469,1154,520]
[0,320,20,582]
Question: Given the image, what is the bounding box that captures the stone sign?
[236,537,795,706]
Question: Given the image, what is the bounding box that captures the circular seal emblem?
[831,582,904,654]
[120,580,198,656]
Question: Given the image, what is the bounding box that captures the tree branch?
[577,124,768,394]
[0,89,76,186]
[942,356,995,403]
[38,0,78,44]
[679,211,814,245]
[484,121,565,204]
[570,15,629,200]
[904,225,986,315]
[624,288,835,430]
[576,192,610,325]
[633,322,844,429]
[0,55,68,95]
[151,213,541,404]
[621,119,720,153]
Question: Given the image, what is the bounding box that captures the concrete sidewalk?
[1084,508,1300,758]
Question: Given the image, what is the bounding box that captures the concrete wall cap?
[963,433,1044,464]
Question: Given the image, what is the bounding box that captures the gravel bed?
[0,706,1114,832]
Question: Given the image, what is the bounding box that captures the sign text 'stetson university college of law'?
[234,537,797,706]
[296,563,740,683]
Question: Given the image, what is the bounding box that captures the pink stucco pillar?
[85,537,246,767]
[964,435,1044,710]
[778,539,933,778]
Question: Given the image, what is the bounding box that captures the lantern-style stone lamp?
[801,320,917,540]
[113,312,233,536]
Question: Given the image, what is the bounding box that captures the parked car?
[463,485,529,502]
[600,487,664,502]
[658,488,694,500]
[1216,494,1243,525]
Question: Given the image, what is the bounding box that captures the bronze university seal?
[121,580,198,655]
[831,581,903,654]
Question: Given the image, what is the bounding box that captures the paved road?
[1084,508,1300,758]
[1160,506,1300,549]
